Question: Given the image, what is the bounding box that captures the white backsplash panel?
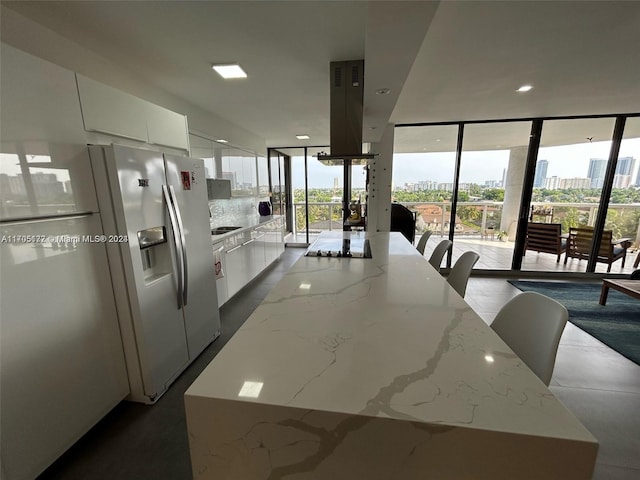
[209,196,268,227]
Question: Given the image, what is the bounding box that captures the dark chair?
[564,226,629,272]
[524,222,566,262]
[630,270,640,280]
[390,203,416,244]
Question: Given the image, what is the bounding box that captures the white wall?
[0,5,266,156]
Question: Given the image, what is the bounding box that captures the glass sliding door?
[603,117,640,273]
[283,147,336,245]
[523,118,615,272]
[393,125,458,263]
[268,149,284,215]
[453,122,531,269]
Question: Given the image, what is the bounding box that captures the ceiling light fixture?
[215,139,228,144]
[212,64,247,79]
[516,84,533,92]
[375,88,390,95]
[296,134,310,140]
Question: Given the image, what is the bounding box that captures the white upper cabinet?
[76,74,188,151]
[146,102,189,150]
[76,74,148,141]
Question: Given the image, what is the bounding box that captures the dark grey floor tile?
[550,386,640,470]
[593,463,640,480]
[553,344,640,393]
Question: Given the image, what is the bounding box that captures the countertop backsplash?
[209,196,269,227]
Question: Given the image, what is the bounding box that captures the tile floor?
[38,247,640,479]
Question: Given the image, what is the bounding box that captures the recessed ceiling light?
[215,139,228,143]
[212,64,247,79]
[516,84,533,92]
[296,134,310,140]
[375,88,390,95]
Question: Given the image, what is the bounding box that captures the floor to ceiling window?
[453,122,531,269]
[392,125,458,264]
[524,118,615,273]
[268,149,285,217]
[603,117,640,269]
[394,114,640,275]
[272,147,336,245]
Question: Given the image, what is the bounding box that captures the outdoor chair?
[447,251,480,297]
[416,231,432,256]
[524,222,566,262]
[428,239,452,271]
[490,292,568,386]
[564,226,630,272]
[390,203,416,244]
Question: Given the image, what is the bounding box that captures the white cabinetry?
[213,241,228,310]
[0,45,129,480]
[215,217,284,305]
[146,102,190,150]
[224,230,250,300]
[251,227,267,280]
[76,74,189,151]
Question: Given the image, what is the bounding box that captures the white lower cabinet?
[251,227,267,280]
[215,218,284,305]
[224,235,248,300]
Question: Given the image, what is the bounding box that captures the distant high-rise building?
[587,158,607,188]
[533,159,548,188]
[615,156,636,177]
[636,168,640,187]
[560,177,591,189]
[612,174,631,189]
[333,177,339,189]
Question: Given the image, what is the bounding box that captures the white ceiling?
[4,1,640,151]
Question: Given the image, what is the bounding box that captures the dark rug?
[508,280,640,366]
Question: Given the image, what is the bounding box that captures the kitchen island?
[185,231,597,479]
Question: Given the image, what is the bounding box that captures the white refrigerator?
[89,144,220,404]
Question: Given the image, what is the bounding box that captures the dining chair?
[428,239,452,270]
[446,251,480,297]
[416,231,432,255]
[490,292,568,386]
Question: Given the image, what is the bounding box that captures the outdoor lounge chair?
[524,222,566,262]
[564,226,630,272]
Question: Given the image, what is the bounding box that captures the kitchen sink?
[211,226,242,235]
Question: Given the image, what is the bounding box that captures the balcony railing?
[292,201,640,247]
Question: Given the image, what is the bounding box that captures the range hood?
[317,60,376,165]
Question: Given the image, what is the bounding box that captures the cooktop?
[305,237,372,258]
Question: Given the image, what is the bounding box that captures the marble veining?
[185,231,598,479]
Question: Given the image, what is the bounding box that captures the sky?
[288,138,640,189]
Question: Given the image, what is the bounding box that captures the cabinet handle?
[226,245,242,253]
[255,233,266,239]
[242,239,255,245]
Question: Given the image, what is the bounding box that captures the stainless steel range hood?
[317,60,376,165]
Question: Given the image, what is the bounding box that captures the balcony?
[291,201,640,274]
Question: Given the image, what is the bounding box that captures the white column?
[367,124,394,232]
[501,146,528,240]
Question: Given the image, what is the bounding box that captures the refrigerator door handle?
[169,185,188,306]
[162,185,184,309]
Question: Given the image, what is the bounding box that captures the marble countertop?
[188,231,596,444]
